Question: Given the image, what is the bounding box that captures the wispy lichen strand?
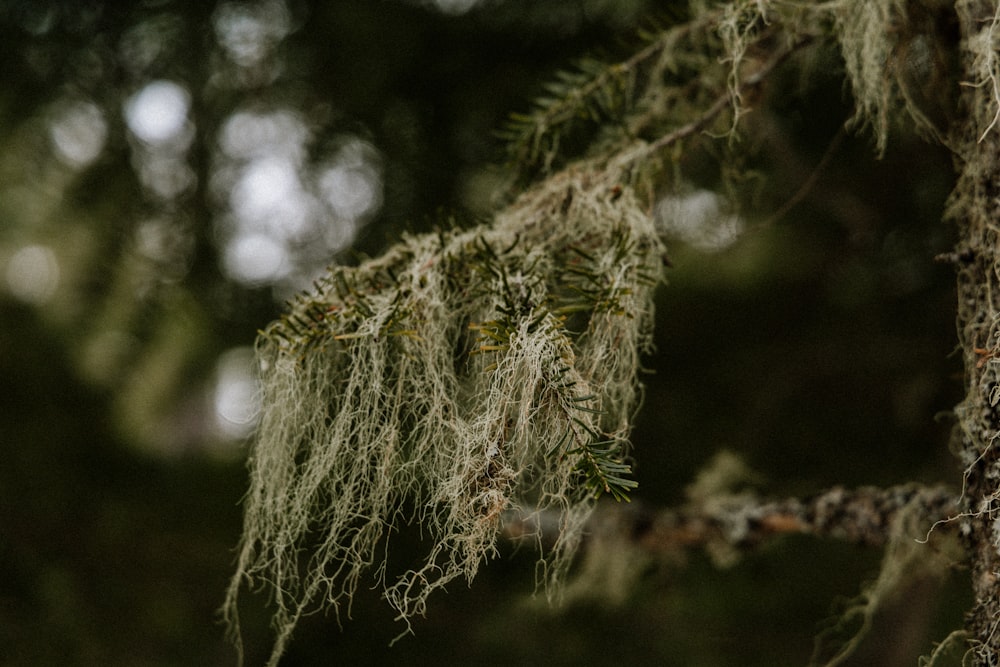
[224,165,664,665]
[502,0,952,186]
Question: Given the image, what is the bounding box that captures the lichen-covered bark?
[951,1,1000,660]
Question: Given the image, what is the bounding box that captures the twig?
[617,35,813,170]
[749,124,847,231]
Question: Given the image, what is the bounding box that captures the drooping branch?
[224,160,667,666]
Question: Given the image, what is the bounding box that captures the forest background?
[0,0,971,665]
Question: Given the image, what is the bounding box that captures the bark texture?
[952,1,1000,660]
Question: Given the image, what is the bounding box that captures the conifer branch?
[637,34,809,161]
[500,11,722,178]
[227,3,979,663]
[226,158,665,665]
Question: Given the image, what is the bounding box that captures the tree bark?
[953,1,1000,660]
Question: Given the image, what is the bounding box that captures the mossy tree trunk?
[952,1,1000,659]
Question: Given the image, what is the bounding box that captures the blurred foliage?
[0,0,969,665]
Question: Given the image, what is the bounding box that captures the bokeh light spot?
[213,346,261,440]
[49,100,107,168]
[219,109,308,161]
[5,245,60,304]
[125,80,191,146]
[232,156,302,225]
[427,0,484,15]
[318,138,383,222]
[655,190,745,252]
[214,0,292,67]
[318,165,379,220]
[222,232,287,285]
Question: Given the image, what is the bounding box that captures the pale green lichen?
[223,164,664,665]
[224,1,984,662]
[811,493,957,666]
[831,0,907,152]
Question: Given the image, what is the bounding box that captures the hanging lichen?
[223,162,665,665]
[223,1,981,663]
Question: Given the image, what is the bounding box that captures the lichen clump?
[224,165,664,664]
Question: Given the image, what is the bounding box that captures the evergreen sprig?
[498,11,724,183]
[460,224,658,502]
[568,419,638,503]
[500,55,639,175]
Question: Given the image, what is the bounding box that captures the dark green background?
[0,1,968,664]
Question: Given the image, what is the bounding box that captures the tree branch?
[611,34,813,175]
[504,483,958,557]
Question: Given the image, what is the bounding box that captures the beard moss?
[223,165,665,665]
